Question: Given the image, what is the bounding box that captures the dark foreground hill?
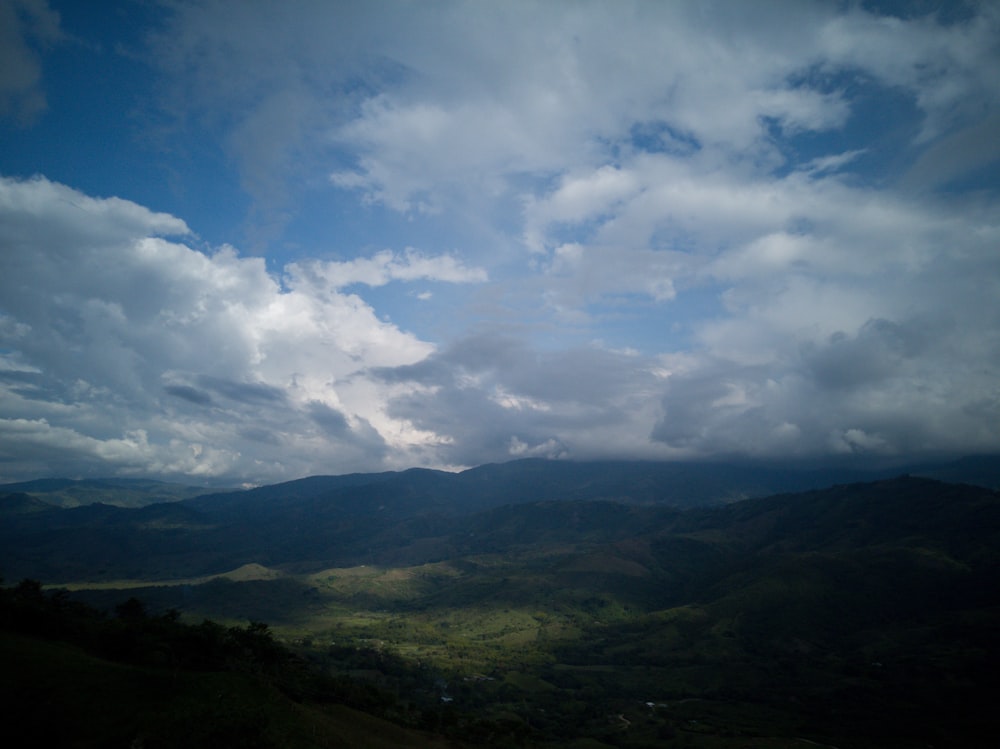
[0,582,459,749]
[3,471,999,747]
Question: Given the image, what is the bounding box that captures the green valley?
[3,461,999,747]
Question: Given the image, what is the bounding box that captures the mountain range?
[2,455,998,584]
[2,456,999,747]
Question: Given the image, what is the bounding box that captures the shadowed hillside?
[4,457,997,583]
[2,470,993,747]
[0,477,218,509]
[0,580,462,748]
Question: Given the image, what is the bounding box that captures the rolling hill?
[4,456,997,583]
[0,476,220,508]
[2,458,999,747]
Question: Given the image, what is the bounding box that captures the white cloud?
[4,2,1000,479]
[289,248,487,289]
[0,175,488,482]
[151,2,870,223]
[508,436,566,460]
[374,335,680,467]
[543,242,680,308]
[147,2,1000,222]
[818,5,1000,141]
[523,166,642,253]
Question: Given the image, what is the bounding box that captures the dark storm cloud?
[802,318,929,392]
[651,305,999,461]
[380,333,658,408]
[164,384,214,406]
[650,375,740,450]
[305,402,389,459]
[307,401,351,437]
[375,332,667,466]
[196,376,287,405]
[237,426,283,446]
[387,382,561,465]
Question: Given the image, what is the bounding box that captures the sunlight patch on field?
[306,562,463,602]
[49,562,285,590]
[561,551,651,577]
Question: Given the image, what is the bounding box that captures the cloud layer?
[1,1,999,482]
[0,175,483,481]
[0,0,62,124]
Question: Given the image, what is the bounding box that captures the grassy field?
[58,545,998,748]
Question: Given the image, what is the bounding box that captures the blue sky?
[1,0,999,484]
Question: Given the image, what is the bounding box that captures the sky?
[1,0,999,485]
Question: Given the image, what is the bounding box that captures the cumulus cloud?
[651,275,1000,460]
[3,2,1000,480]
[0,175,489,482]
[147,2,1000,287]
[145,2,862,235]
[372,334,676,467]
[323,2,849,212]
[818,4,1000,141]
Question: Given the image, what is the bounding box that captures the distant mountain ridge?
[5,454,998,513]
[1,455,998,584]
[0,476,216,509]
[0,492,54,515]
[171,453,1000,521]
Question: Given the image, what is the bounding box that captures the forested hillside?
[3,456,996,583]
[3,469,998,747]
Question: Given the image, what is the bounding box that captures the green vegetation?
[0,579,458,748]
[3,473,999,747]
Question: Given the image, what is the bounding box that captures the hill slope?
[30,475,999,748]
[0,589,458,749]
[6,456,998,583]
[0,477,217,508]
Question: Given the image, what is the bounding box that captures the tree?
[115,596,147,622]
